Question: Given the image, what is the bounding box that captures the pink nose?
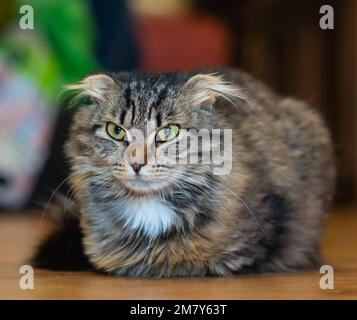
[131,163,144,173]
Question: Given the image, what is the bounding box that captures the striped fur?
[33,69,335,277]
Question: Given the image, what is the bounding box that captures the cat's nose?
[131,163,144,173]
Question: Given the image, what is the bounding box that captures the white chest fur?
[119,197,176,238]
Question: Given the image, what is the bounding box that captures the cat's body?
[33,69,335,277]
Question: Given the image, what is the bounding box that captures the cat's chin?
[121,177,170,195]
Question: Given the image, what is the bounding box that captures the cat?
[32,68,335,277]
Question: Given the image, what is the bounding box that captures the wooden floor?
[0,207,356,299]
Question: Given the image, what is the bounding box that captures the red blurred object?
[135,14,231,72]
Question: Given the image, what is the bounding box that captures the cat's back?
[223,68,335,203]
[223,68,333,162]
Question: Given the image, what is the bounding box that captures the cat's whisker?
[173,168,266,235]
[39,171,83,229]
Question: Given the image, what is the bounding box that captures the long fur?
[33,69,335,277]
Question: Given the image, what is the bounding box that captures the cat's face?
[66,72,243,196]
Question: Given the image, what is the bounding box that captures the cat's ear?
[65,74,115,104]
[182,74,246,111]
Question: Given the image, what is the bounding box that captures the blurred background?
[0,0,355,211]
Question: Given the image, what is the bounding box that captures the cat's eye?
[106,122,126,141]
[156,124,180,142]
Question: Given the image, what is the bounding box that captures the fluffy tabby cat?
[33,69,335,277]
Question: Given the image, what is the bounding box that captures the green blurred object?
[0,0,100,208]
[0,0,99,103]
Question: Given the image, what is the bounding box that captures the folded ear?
[65,74,116,103]
[182,74,247,109]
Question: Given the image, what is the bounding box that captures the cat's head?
[65,72,245,196]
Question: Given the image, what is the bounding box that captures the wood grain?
[0,208,356,299]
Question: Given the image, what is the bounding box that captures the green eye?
[106,122,126,141]
[156,124,180,142]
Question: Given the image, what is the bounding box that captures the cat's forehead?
[122,79,169,103]
[115,73,188,100]
[105,73,188,128]
[114,72,189,87]
[74,70,241,129]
